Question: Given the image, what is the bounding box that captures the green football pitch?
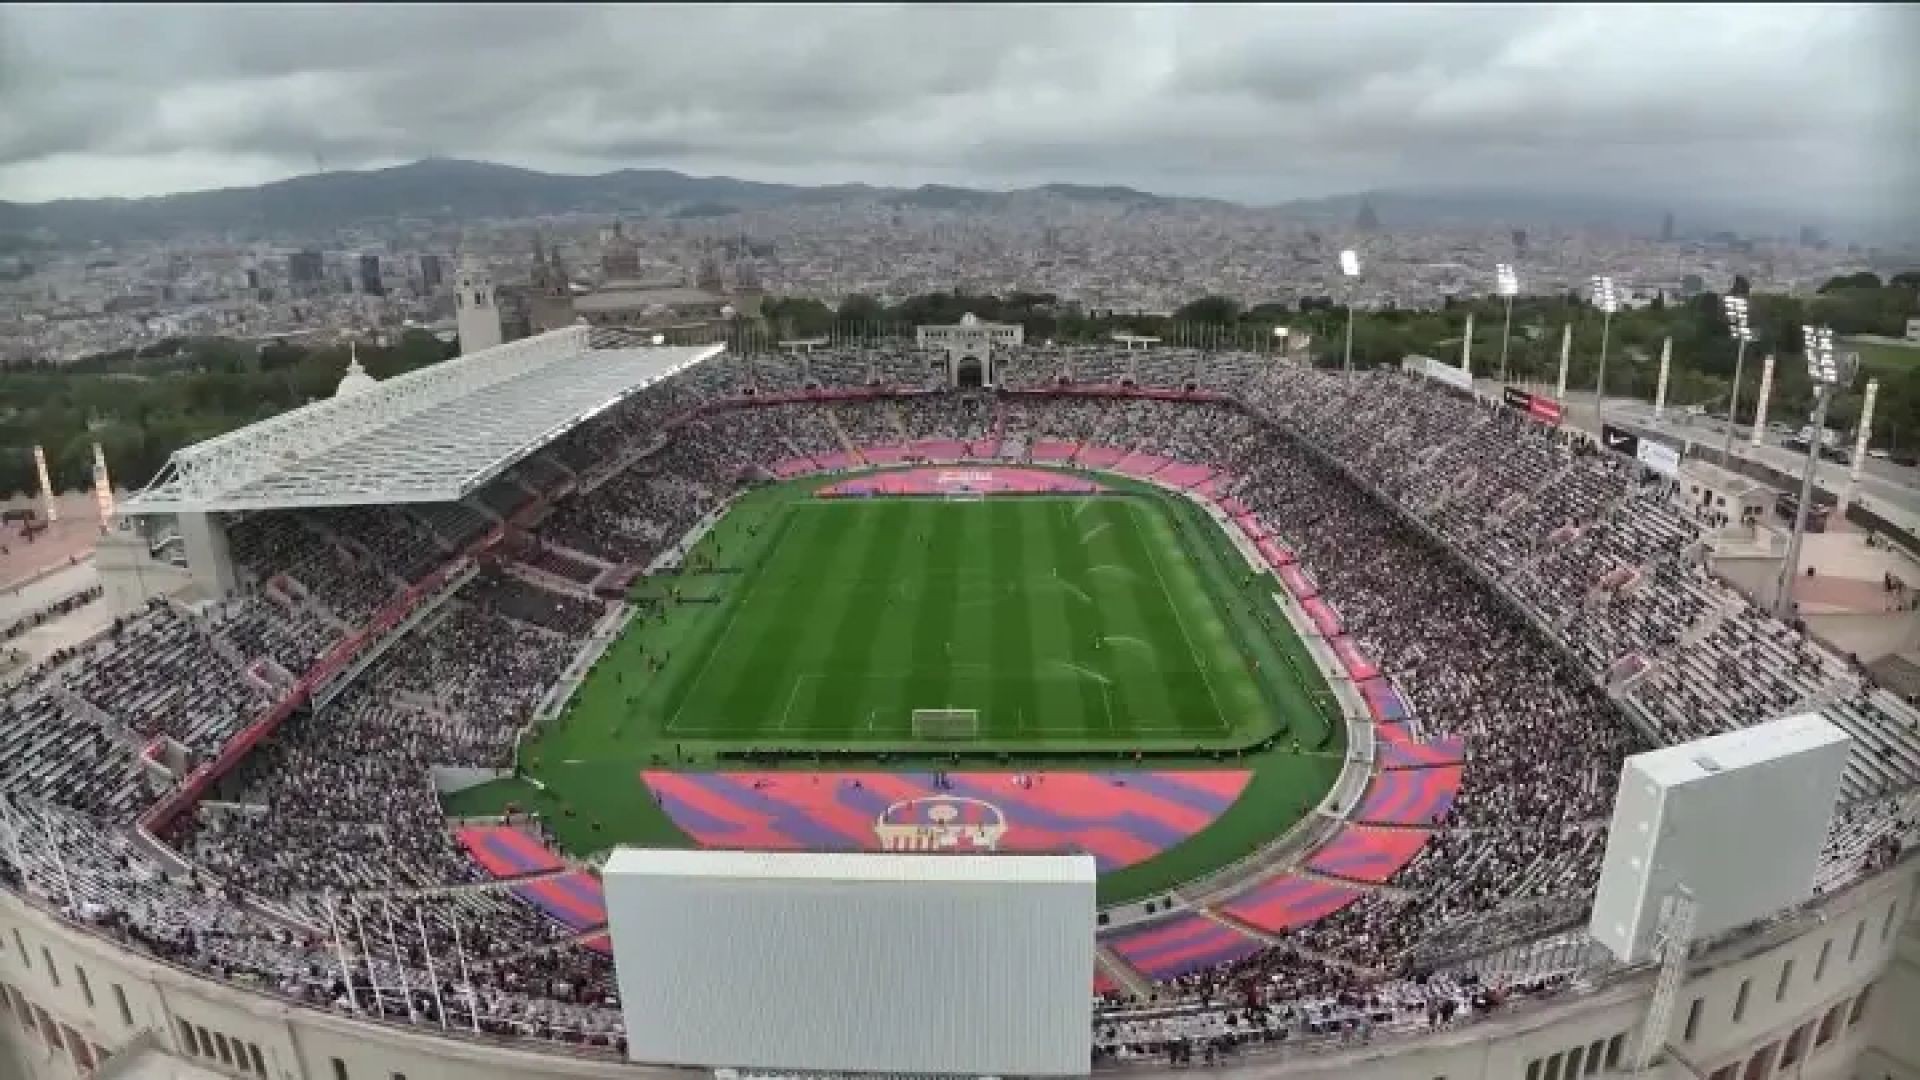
[449,470,1345,904]
[639,494,1266,750]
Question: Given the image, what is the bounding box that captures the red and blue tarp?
[1220,874,1362,934]
[1277,564,1317,599]
[1358,681,1411,723]
[907,439,968,461]
[1157,463,1213,490]
[1306,826,1433,884]
[641,770,1251,874]
[1114,452,1172,479]
[456,827,609,936]
[1355,766,1463,825]
[817,468,1105,498]
[1302,597,1344,637]
[1106,912,1265,980]
[1373,722,1467,768]
[1256,539,1295,570]
[1328,636,1379,680]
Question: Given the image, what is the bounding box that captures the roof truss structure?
[122,328,722,514]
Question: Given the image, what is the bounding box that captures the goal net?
[945,491,986,503]
[911,708,981,740]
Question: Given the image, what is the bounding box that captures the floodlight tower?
[1774,326,1852,619]
[1495,263,1520,384]
[1722,295,1755,462]
[1339,249,1361,374]
[1591,275,1619,426]
[1273,324,1290,359]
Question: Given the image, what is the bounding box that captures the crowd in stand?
[2,345,1917,1066]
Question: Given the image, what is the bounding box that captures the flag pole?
[351,898,384,1015]
[324,891,358,1012]
[381,900,413,1020]
[451,917,483,1035]
[39,807,80,913]
[414,905,449,1029]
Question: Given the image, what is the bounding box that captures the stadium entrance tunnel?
[957,355,984,388]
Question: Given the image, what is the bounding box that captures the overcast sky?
[1,3,1915,221]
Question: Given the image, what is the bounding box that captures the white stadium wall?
[1590,714,1851,965]
[603,849,1097,1076]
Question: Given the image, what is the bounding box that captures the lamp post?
[1591,275,1618,427]
[1273,325,1290,360]
[1495,263,1519,383]
[1339,249,1361,374]
[1722,295,1754,463]
[1774,325,1852,619]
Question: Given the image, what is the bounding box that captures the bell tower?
[454,252,502,355]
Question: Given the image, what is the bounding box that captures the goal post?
[911,708,981,740]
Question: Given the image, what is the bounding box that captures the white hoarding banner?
[1636,439,1680,477]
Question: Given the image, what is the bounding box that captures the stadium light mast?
[1723,295,1754,463]
[1774,326,1852,620]
[1339,249,1361,374]
[1591,275,1618,427]
[1495,263,1519,384]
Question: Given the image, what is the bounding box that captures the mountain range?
[0,157,1875,246]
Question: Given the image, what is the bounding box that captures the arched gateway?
[916,311,1023,388]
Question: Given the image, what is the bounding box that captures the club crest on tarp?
[874,796,1008,852]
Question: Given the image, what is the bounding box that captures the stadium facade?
[3,857,1913,1078]
[2,324,1917,1080]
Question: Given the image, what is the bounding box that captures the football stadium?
[2,319,1916,1080]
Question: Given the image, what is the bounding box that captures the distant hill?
[1,157,1902,247]
[0,159,1227,244]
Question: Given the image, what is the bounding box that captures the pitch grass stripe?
[1142,499,1249,734]
[899,499,969,724]
[985,502,1034,740]
[1020,501,1084,738]
[704,502,863,733]
[655,504,802,730]
[1163,495,1311,740]
[1078,499,1145,735]
[863,499,941,731]
[787,501,918,737]
[1043,498,1111,742]
[1091,499,1193,736]
[1131,500,1239,735]
[810,501,919,736]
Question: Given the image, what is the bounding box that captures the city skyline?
[2,3,1916,228]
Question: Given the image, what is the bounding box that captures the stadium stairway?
[822,408,860,461]
[1094,942,1153,999]
[1197,908,1381,979]
[472,925,614,970]
[347,867,581,901]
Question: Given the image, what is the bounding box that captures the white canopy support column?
[1751,354,1775,446]
[179,512,238,598]
[1654,337,1672,421]
[1839,378,1879,515]
[1555,323,1571,399]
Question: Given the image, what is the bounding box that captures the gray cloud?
[0,2,1913,224]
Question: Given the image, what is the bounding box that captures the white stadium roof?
[122,327,721,514]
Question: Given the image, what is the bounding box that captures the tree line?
[0,331,456,501]
[2,275,1914,502]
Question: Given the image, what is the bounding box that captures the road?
[1474,378,1920,535]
